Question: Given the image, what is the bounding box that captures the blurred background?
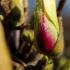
[57,0,70,58]
[28,0,70,58]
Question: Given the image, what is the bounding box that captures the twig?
[15,0,29,51]
[14,30,20,50]
[0,0,10,16]
[12,55,27,67]
[57,0,66,16]
[12,61,25,70]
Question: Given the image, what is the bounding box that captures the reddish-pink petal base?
[37,14,55,53]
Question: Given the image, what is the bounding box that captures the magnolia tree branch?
[57,0,66,16]
[15,0,29,50]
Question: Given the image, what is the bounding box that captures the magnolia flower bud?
[33,0,64,57]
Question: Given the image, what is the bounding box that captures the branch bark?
[57,0,66,16]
